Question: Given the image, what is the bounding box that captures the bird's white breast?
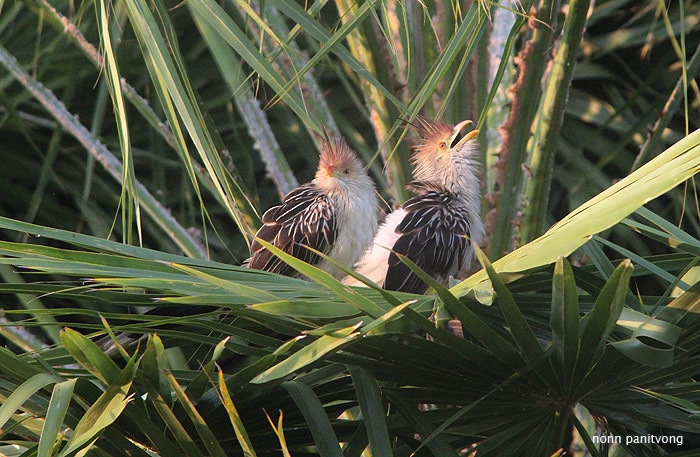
[343,208,407,287]
[318,185,378,279]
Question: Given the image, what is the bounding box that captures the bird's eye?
[343,168,350,174]
[439,141,447,150]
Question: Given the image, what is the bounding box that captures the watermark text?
[592,433,683,446]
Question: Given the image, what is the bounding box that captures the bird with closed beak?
[247,133,378,279]
[98,134,377,357]
[346,117,484,293]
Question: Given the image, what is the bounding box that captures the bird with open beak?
[246,133,378,279]
[346,117,484,293]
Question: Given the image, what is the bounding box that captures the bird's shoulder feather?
[248,184,338,276]
[384,186,475,293]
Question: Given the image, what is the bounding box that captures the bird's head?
[409,117,480,188]
[315,134,371,193]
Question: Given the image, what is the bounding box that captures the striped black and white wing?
[384,190,474,294]
[248,184,337,277]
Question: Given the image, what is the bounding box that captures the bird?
[345,117,484,294]
[98,133,377,357]
[246,132,379,279]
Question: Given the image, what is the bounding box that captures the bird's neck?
[316,175,374,208]
[413,157,480,203]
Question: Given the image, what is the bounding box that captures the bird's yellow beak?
[451,120,479,149]
[325,165,337,177]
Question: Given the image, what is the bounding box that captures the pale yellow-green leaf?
[57,381,133,457]
[251,323,362,384]
[454,128,700,302]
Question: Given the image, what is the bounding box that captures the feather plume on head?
[409,117,482,198]
[314,132,370,194]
